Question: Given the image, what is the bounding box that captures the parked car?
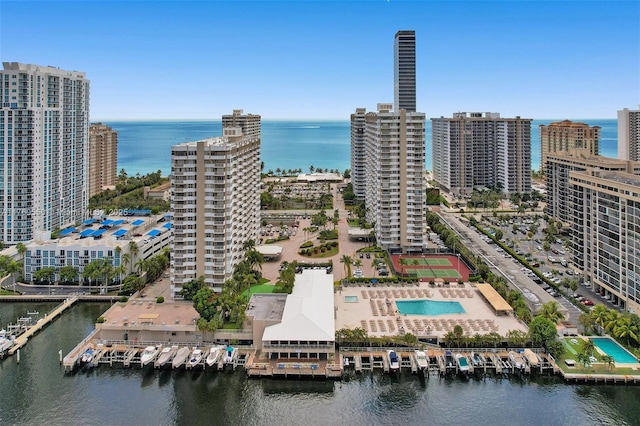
[366,253,371,259]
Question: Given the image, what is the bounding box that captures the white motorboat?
[523,349,539,367]
[81,348,94,363]
[0,329,14,353]
[205,346,223,367]
[156,346,178,368]
[471,352,486,367]
[140,346,161,366]
[455,353,470,373]
[509,351,526,372]
[172,347,190,369]
[223,346,237,364]
[387,350,400,371]
[187,348,204,369]
[414,350,429,369]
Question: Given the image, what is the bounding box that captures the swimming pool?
[396,300,466,316]
[344,296,358,303]
[591,337,638,364]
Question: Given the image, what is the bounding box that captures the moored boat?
[141,346,161,366]
[414,350,429,369]
[387,350,400,371]
[509,351,526,372]
[523,349,539,367]
[455,353,470,373]
[205,346,223,367]
[223,346,237,365]
[172,346,190,369]
[156,346,178,368]
[471,352,486,367]
[0,329,15,354]
[188,348,204,369]
[81,348,94,363]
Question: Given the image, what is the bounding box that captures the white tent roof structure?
[262,269,335,342]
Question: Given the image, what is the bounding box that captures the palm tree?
[580,338,595,358]
[538,301,565,324]
[129,241,139,272]
[590,305,609,331]
[601,354,615,371]
[613,315,639,346]
[121,252,131,275]
[339,254,352,277]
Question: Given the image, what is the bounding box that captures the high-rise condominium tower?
[394,30,416,112]
[539,120,600,173]
[364,104,426,253]
[350,107,367,200]
[432,112,532,195]
[89,123,118,197]
[618,107,640,161]
[0,62,90,243]
[171,111,261,293]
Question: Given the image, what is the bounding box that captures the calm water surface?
[1,302,639,425]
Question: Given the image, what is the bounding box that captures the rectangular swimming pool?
[591,337,638,364]
[396,300,466,316]
[344,296,358,303]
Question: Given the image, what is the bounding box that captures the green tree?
[601,354,615,371]
[340,254,352,277]
[59,265,79,283]
[538,301,565,324]
[528,316,557,347]
[180,276,205,301]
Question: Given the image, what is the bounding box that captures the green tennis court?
[406,268,461,279]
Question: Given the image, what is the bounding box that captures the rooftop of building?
[547,150,637,166]
[99,298,199,332]
[246,293,288,321]
[28,213,172,248]
[541,119,600,128]
[599,173,640,188]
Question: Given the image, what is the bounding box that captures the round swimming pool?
[396,300,466,316]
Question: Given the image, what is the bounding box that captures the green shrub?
[96,316,106,323]
[156,296,165,303]
[119,296,129,303]
[300,241,314,249]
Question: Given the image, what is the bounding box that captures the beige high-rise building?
[618,107,640,161]
[171,111,261,294]
[569,170,640,313]
[431,112,532,195]
[544,149,640,224]
[539,120,600,173]
[89,123,118,197]
[364,103,426,253]
[350,107,367,200]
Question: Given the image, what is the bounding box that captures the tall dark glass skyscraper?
[394,30,416,112]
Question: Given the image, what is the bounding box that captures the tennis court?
[401,257,452,266]
[406,268,461,279]
[390,254,471,281]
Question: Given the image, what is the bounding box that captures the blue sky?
[1,1,638,119]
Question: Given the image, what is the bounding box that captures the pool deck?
[335,282,527,338]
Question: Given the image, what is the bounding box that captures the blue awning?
[147,229,161,237]
[162,222,172,229]
[113,219,126,226]
[102,219,115,226]
[82,219,96,226]
[113,229,128,237]
[131,219,145,226]
[92,229,107,238]
[79,229,95,238]
[59,227,76,236]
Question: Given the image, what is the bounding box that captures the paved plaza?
[335,282,528,339]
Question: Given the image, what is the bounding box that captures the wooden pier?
[8,297,79,356]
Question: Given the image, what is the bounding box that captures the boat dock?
[4,297,79,357]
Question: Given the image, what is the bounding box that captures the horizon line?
[93,117,618,122]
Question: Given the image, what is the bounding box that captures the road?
[438,211,584,325]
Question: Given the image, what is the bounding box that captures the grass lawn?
[0,288,20,295]
[242,283,278,297]
[221,323,242,330]
[301,246,339,258]
[557,337,639,375]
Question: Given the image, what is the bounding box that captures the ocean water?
[106,119,617,177]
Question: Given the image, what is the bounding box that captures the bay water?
[108,119,618,178]
[1,302,639,425]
